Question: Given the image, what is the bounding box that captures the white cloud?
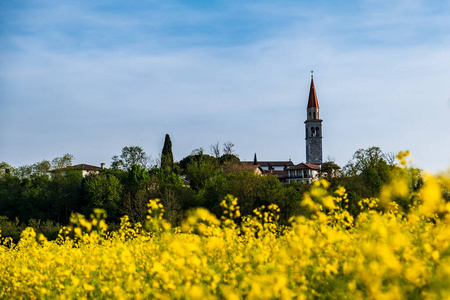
[1,0,449,172]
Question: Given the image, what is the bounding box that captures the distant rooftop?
[287,163,320,171]
[242,161,294,167]
[49,164,104,173]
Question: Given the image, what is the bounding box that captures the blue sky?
[1,0,449,172]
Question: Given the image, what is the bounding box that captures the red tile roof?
[252,161,294,167]
[49,164,103,172]
[307,77,319,109]
[287,163,320,170]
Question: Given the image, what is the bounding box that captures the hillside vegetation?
[1,152,450,298]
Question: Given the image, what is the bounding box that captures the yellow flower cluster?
[1,166,450,299]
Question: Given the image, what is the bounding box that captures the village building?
[49,163,106,178]
[285,163,320,184]
[251,161,294,183]
[257,161,294,172]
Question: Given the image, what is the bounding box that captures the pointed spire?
[307,75,319,109]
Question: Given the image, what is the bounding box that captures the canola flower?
[1,155,450,299]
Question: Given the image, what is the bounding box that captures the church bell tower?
[305,73,323,165]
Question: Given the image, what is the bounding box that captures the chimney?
[101,163,105,169]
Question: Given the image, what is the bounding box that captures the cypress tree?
[253,153,258,165]
[161,134,174,169]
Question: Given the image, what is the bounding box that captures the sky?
[1,0,450,173]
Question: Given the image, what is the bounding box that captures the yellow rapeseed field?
[1,155,450,299]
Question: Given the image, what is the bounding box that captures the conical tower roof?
[307,76,319,108]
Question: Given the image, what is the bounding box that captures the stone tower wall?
[305,119,323,164]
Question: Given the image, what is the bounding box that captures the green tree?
[17,165,33,179]
[179,150,217,172]
[16,160,52,179]
[51,154,74,169]
[277,182,310,223]
[50,169,83,223]
[341,146,392,201]
[0,173,23,219]
[121,164,153,223]
[161,134,174,170]
[0,162,16,178]
[10,158,57,180]
[219,154,240,165]
[199,170,304,223]
[1,156,74,223]
[20,174,52,221]
[184,155,220,191]
[32,160,51,177]
[344,147,388,176]
[84,173,123,220]
[149,166,182,186]
[111,146,149,170]
[185,161,218,191]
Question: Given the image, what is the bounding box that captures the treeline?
[0,135,434,240]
